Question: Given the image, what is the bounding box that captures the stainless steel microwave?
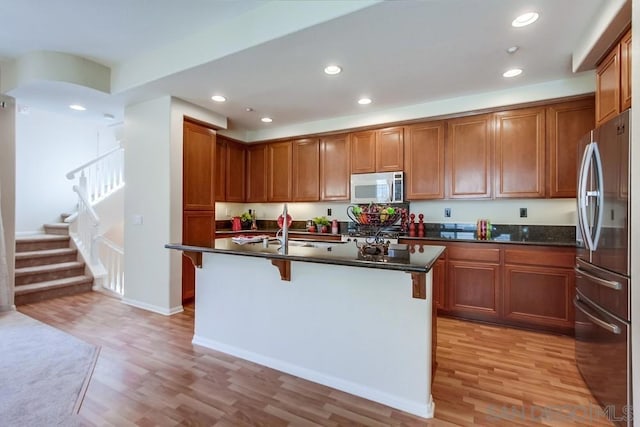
[350,171,404,204]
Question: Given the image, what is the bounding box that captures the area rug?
[0,310,99,426]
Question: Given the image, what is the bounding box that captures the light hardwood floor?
[18,292,613,426]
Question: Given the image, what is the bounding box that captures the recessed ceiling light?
[211,95,226,102]
[261,117,273,123]
[324,65,342,75]
[503,68,523,78]
[512,12,539,27]
[69,104,86,111]
[358,98,372,105]
[506,46,519,54]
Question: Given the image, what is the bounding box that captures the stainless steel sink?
[269,238,346,248]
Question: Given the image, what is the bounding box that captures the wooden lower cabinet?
[401,239,576,334]
[503,246,575,334]
[448,260,501,321]
[182,210,215,303]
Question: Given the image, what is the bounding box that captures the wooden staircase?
[14,220,93,305]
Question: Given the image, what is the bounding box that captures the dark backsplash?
[420,222,576,245]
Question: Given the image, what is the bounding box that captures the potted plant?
[313,216,331,233]
[240,212,253,230]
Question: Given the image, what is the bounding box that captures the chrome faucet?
[279,203,289,254]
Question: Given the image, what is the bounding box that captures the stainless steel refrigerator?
[575,109,631,426]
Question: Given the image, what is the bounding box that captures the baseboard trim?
[192,334,434,419]
[121,298,183,316]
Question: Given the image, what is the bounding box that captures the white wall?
[123,96,225,315]
[123,96,175,314]
[15,107,119,233]
[0,95,16,310]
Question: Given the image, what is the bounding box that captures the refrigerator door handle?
[574,266,622,290]
[578,142,595,250]
[574,298,621,334]
[591,142,604,250]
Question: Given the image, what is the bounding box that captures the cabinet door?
[503,265,574,332]
[246,144,267,202]
[405,121,445,200]
[446,114,493,199]
[267,141,293,201]
[183,121,216,210]
[320,134,351,200]
[226,141,246,202]
[376,126,404,172]
[215,139,227,202]
[448,260,501,321]
[547,98,595,198]
[620,29,632,111]
[494,107,546,198]
[596,44,621,127]
[350,130,376,173]
[182,210,214,303]
[292,138,320,201]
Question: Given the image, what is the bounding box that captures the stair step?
[16,234,70,252]
[15,261,85,286]
[43,223,70,236]
[15,275,93,305]
[15,248,78,268]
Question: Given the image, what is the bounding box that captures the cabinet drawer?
[504,247,575,268]
[448,245,500,263]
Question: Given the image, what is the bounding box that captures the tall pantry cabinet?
[182,120,217,302]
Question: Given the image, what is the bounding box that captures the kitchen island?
[166,238,445,418]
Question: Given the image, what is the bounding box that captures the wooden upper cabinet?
[596,43,621,127]
[547,98,595,198]
[494,107,546,198]
[226,140,246,202]
[267,141,293,202]
[405,121,445,200]
[446,114,493,199]
[183,121,216,210]
[246,144,268,202]
[376,126,404,172]
[351,127,404,173]
[215,139,227,202]
[620,28,632,111]
[351,130,376,173]
[320,134,351,201]
[292,138,320,202]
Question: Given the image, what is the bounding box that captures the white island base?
[192,252,435,418]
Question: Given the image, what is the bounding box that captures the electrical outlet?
[444,208,451,218]
[520,208,527,218]
[327,208,332,216]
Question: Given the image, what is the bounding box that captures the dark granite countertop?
[166,238,445,273]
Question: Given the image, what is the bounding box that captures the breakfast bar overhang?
[166,239,445,418]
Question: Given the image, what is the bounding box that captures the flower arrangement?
[313,216,330,226]
[240,211,253,229]
[313,216,331,233]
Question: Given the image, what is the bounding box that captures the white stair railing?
[66,147,125,296]
[66,146,124,205]
[96,236,124,296]
[72,178,100,265]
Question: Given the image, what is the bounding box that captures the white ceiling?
[0,0,621,140]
